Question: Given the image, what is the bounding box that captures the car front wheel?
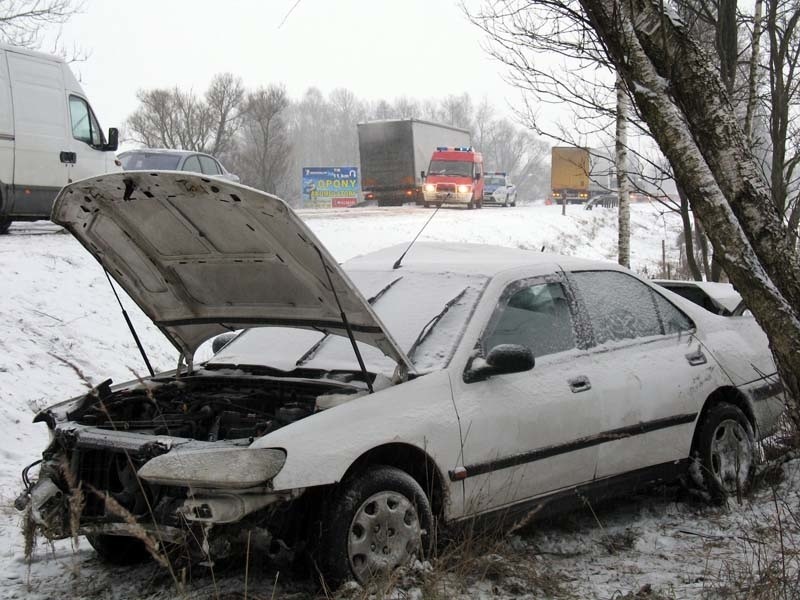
[692,402,755,501]
[316,465,433,586]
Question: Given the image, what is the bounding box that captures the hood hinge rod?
[314,247,374,393]
[103,268,155,377]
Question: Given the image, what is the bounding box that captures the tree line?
[124,80,550,205]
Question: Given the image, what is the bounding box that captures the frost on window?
[572,271,662,345]
[653,291,694,334]
[484,282,576,358]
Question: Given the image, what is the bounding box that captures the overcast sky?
[54,0,544,136]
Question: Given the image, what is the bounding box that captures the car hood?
[51,172,413,371]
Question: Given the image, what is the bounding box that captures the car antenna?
[314,247,374,393]
[393,204,443,269]
[103,268,155,377]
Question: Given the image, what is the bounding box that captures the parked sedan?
[18,172,784,586]
[118,148,240,182]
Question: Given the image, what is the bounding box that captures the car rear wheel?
[87,533,150,565]
[316,465,433,586]
[692,402,755,501]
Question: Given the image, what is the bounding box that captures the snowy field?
[2,203,797,599]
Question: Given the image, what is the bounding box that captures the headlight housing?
[424,183,435,193]
[457,184,471,194]
[138,447,286,489]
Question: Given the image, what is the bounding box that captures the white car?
[18,172,784,585]
[654,279,747,316]
[483,172,517,207]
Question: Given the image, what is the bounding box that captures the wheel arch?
[341,442,448,520]
[690,386,756,454]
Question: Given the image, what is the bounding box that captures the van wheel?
[467,200,474,210]
[692,402,755,502]
[0,217,11,234]
[87,533,150,565]
[424,202,430,208]
[316,465,433,586]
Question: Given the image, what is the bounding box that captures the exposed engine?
[69,372,360,442]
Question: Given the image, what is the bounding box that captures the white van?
[0,43,120,234]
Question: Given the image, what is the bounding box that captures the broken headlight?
[137,447,286,489]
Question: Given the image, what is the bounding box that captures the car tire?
[692,402,755,502]
[86,533,150,565]
[0,217,10,235]
[511,201,516,207]
[316,465,433,587]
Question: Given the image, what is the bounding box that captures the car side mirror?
[104,128,119,152]
[466,344,535,382]
[212,332,237,354]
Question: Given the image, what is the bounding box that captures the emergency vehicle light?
[436,146,449,151]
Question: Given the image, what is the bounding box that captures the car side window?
[182,155,202,173]
[69,95,103,146]
[483,281,576,358]
[199,155,221,175]
[652,291,694,334]
[571,271,663,344]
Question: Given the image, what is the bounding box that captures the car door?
[198,155,221,178]
[566,270,720,480]
[451,273,606,517]
[67,94,109,182]
[182,154,202,174]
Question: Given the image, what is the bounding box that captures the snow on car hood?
[51,172,413,370]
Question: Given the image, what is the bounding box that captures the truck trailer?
[358,119,471,207]
[550,146,614,204]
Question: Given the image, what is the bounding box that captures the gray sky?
[56,0,535,135]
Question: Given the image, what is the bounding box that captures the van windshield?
[427,160,473,177]
[120,152,182,170]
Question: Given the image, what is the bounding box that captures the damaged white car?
[18,172,785,585]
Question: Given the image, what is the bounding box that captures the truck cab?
[422,147,484,209]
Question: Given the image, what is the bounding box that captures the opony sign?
[302,167,361,208]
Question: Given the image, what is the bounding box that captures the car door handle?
[568,375,592,393]
[686,349,707,366]
[60,151,76,164]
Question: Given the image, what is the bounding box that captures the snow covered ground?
[4,202,794,599]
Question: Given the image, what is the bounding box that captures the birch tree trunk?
[744,0,764,141]
[616,74,631,268]
[576,0,800,423]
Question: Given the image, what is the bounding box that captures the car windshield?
[485,176,505,186]
[427,160,473,177]
[120,152,182,170]
[208,270,488,376]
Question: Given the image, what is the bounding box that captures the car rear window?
[120,153,182,170]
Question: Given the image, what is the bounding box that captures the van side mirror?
[475,172,482,181]
[420,170,426,180]
[104,128,119,152]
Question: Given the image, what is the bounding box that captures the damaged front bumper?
[17,424,304,560]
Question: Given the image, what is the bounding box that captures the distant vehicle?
[118,149,240,183]
[654,280,748,316]
[0,43,121,234]
[357,119,470,207]
[422,146,485,209]
[550,146,614,205]
[483,172,517,207]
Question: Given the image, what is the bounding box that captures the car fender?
[251,370,461,492]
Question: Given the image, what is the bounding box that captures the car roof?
[344,242,615,278]
[119,148,212,158]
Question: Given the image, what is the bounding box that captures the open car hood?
[51,172,413,372]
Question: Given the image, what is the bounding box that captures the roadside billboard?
[302,167,360,208]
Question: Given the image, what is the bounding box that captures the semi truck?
[358,119,471,207]
[550,146,614,204]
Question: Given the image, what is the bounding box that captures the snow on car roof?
[345,242,610,277]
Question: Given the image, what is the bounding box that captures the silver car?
[118,148,240,183]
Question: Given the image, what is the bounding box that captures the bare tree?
[125,74,245,155]
[0,0,82,48]
[238,84,291,195]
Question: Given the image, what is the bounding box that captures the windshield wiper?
[407,288,467,360]
[295,276,403,367]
